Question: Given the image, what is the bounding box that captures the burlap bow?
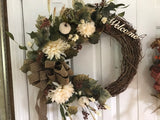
[25,60,73,120]
[28,60,73,89]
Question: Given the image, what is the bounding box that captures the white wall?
[7,0,160,120]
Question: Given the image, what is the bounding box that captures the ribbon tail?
[35,90,48,120]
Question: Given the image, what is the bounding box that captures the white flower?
[89,97,95,102]
[78,91,82,95]
[101,17,108,24]
[59,22,71,34]
[68,34,73,39]
[80,19,85,24]
[78,96,89,108]
[68,34,79,42]
[72,34,79,42]
[77,21,96,38]
[47,82,74,104]
[42,39,70,60]
[27,41,33,48]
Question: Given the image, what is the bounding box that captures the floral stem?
[63,104,73,120]
[48,0,50,14]
[88,105,96,112]
[88,108,96,120]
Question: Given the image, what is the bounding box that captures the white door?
[7,0,160,120]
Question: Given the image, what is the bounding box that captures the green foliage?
[27,51,38,60]
[102,2,126,17]
[118,12,125,17]
[67,106,78,115]
[76,37,86,44]
[91,10,101,22]
[98,88,111,105]
[108,3,126,11]
[74,2,84,10]
[71,74,111,104]
[6,31,28,51]
[79,10,90,21]
[6,31,14,40]
[61,8,76,23]
[28,31,49,48]
[19,45,27,50]
[28,32,37,39]
[49,17,61,41]
[66,94,77,104]
[89,33,100,44]
[65,48,78,59]
[72,0,84,9]
[85,3,95,8]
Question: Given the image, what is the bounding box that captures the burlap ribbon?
[35,90,48,120]
[26,60,73,120]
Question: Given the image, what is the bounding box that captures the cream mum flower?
[42,39,70,60]
[59,22,71,34]
[47,82,74,104]
[78,96,89,108]
[77,21,96,38]
[101,17,108,24]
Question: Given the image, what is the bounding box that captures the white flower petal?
[77,21,95,38]
[42,39,70,60]
[47,83,74,104]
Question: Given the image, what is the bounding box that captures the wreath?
[150,38,160,112]
[7,0,141,119]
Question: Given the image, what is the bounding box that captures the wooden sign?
[110,18,139,40]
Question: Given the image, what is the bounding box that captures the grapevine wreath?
[7,0,142,119]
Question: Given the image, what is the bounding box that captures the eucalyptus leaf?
[89,33,100,44]
[65,48,78,59]
[6,31,14,40]
[91,11,101,22]
[27,51,38,60]
[115,3,126,8]
[66,94,77,104]
[72,0,84,8]
[118,12,125,17]
[19,45,27,50]
[98,89,111,105]
[86,4,95,8]
[28,32,37,39]
[74,2,83,10]
[102,3,125,13]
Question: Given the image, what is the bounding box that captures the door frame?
[0,0,15,119]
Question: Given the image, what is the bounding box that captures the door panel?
[7,0,160,120]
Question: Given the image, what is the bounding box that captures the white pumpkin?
[59,22,71,34]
